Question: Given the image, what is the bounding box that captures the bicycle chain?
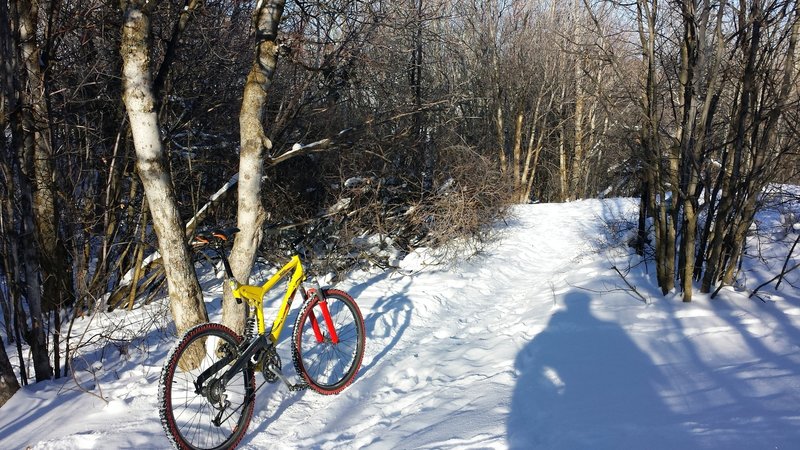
[290,381,308,392]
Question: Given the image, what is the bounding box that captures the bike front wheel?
[292,288,366,395]
[159,323,255,450]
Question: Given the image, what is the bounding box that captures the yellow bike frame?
[229,255,306,343]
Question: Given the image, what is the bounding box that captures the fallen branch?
[611,265,649,304]
[775,231,800,290]
[185,173,239,235]
[749,261,800,299]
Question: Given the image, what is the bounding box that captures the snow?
[3,198,800,449]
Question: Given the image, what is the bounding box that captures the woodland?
[1,0,798,408]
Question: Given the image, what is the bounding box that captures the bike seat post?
[212,241,236,281]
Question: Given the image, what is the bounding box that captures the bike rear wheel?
[292,288,366,394]
[159,323,255,450]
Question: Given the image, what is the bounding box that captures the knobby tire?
[159,323,255,450]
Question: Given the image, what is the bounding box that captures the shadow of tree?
[664,296,800,446]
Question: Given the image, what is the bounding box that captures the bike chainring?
[258,346,282,383]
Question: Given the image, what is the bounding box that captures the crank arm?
[266,364,307,392]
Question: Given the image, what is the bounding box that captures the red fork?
[308,292,339,344]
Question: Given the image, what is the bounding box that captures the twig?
[61,297,108,404]
[750,261,800,298]
[64,354,108,405]
[611,265,649,304]
[776,232,800,290]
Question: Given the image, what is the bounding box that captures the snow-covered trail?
[1,200,616,450]
[241,200,627,449]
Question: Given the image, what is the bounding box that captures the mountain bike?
[158,228,366,450]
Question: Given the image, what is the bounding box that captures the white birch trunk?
[120,3,207,353]
[223,0,286,334]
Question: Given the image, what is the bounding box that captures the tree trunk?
[557,82,569,202]
[558,123,568,202]
[0,0,15,342]
[6,6,53,378]
[488,0,507,176]
[153,0,200,101]
[702,1,761,292]
[571,70,585,201]
[18,0,73,316]
[681,199,697,302]
[512,111,523,196]
[0,334,20,408]
[18,170,53,381]
[637,0,669,290]
[0,20,32,379]
[675,0,698,302]
[569,0,586,201]
[635,178,649,256]
[120,2,208,361]
[223,0,286,335]
[520,92,549,203]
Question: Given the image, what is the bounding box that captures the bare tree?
[2,0,55,382]
[221,0,286,335]
[0,334,20,407]
[120,0,207,359]
[622,0,799,300]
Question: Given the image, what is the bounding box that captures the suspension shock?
[245,316,258,340]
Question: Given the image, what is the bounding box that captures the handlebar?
[191,227,240,248]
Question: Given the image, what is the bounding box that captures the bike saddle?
[192,227,240,246]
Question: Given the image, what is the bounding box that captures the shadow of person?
[507,291,696,449]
